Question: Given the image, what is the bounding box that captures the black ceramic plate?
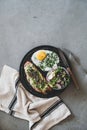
[19,45,71,98]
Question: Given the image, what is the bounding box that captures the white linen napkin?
[0,65,71,130]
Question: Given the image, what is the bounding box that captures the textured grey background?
[0,0,87,130]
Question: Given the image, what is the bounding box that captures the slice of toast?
[24,61,52,94]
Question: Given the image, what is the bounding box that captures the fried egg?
[31,50,59,71]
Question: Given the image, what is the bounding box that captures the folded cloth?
[0,65,71,130]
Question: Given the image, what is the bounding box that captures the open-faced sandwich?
[24,61,52,94]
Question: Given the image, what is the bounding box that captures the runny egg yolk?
[36,51,47,61]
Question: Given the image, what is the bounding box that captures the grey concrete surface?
[0,0,87,130]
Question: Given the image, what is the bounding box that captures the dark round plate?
[19,45,71,98]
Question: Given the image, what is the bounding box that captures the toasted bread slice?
[24,61,52,94]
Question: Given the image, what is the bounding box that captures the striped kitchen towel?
[0,65,71,130]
